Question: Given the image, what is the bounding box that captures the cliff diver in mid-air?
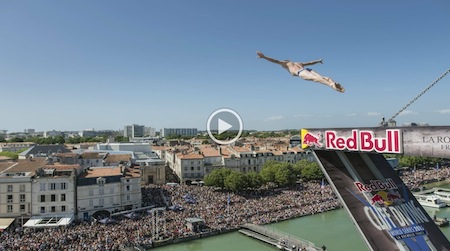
[256,51,345,93]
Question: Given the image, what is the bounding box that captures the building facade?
[76,166,141,220]
[0,159,47,223]
[162,128,198,138]
[28,164,79,227]
[124,124,145,138]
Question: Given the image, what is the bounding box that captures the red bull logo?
[300,128,403,154]
[354,179,398,192]
[301,129,322,148]
[370,191,403,206]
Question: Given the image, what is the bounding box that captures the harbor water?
[153,184,450,251]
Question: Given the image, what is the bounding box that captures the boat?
[414,194,447,208]
[433,188,450,206]
[433,216,449,227]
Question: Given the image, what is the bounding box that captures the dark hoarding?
[313,150,450,251]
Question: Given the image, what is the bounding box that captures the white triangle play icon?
[218,118,232,135]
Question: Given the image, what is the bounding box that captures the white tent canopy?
[0,218,15,231]
[23,214,74,228]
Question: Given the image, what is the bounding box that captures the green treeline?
[204,159,324,191]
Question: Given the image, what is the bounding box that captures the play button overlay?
[207,108,243,145]
[218,119,232,135]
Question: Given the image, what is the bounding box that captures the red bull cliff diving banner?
[301,126,450,158]
[301,127,450,251]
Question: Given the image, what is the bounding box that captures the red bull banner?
[313,150,450,251]
[301,126,450,158]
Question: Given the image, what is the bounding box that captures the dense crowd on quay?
[399,166,450,191]
[1,166,449,251]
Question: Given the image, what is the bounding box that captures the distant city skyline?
[1,1,449,132]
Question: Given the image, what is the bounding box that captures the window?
[61,205,66,212]
[61,194,66,202]
[7,205,13,213]
[96,177,105,186]
[51,206,56,212]
[89,190,93,196]
[50,183,56,190]
[7,195,13,203]
[126,195,130,201]
[110,188,114,194]
[191,167,194,171]
[20,194,25,202]
[20,204,25,212]
[126,185,130,191]
[99,198,104,205]
[51,194,56,202]
[40,207,45,213]
[40,183,46,191]
[99,188,104,195]
[89,200,93,207]
[7,185,12,192]
[61,183,67,190]
[40,195,46,202]
[20,184,26,192]
[184,167,188,171]
[197,166,200,170]
[110,197,114,204]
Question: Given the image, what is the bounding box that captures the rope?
[381,68,450,126]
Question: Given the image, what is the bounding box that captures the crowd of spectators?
[1,166,449,251]
[399,166,450,191]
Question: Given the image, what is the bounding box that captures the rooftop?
[80,167,122,178]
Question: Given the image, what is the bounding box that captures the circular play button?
[206,108,243,145]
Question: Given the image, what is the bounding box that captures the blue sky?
[1,0,449,133]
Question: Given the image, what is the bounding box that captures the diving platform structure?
[301,126,450,251]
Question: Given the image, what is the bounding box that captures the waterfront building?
[0,158,47,226]
[176,151,204,183]
[26,163,80,227]
[163,143,307,184]
[76,165,141,220]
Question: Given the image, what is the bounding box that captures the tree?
[292,159,308,178]
[260,160,297,187]
[204,168,232,189]
[245,172,263,189]
[9,137,24,142]
[54,136,65,144]
[274,162,296,187]
[115,136,129,142]
[260,160,278,184]
[224,171,246,191]
[301,161,324,181]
